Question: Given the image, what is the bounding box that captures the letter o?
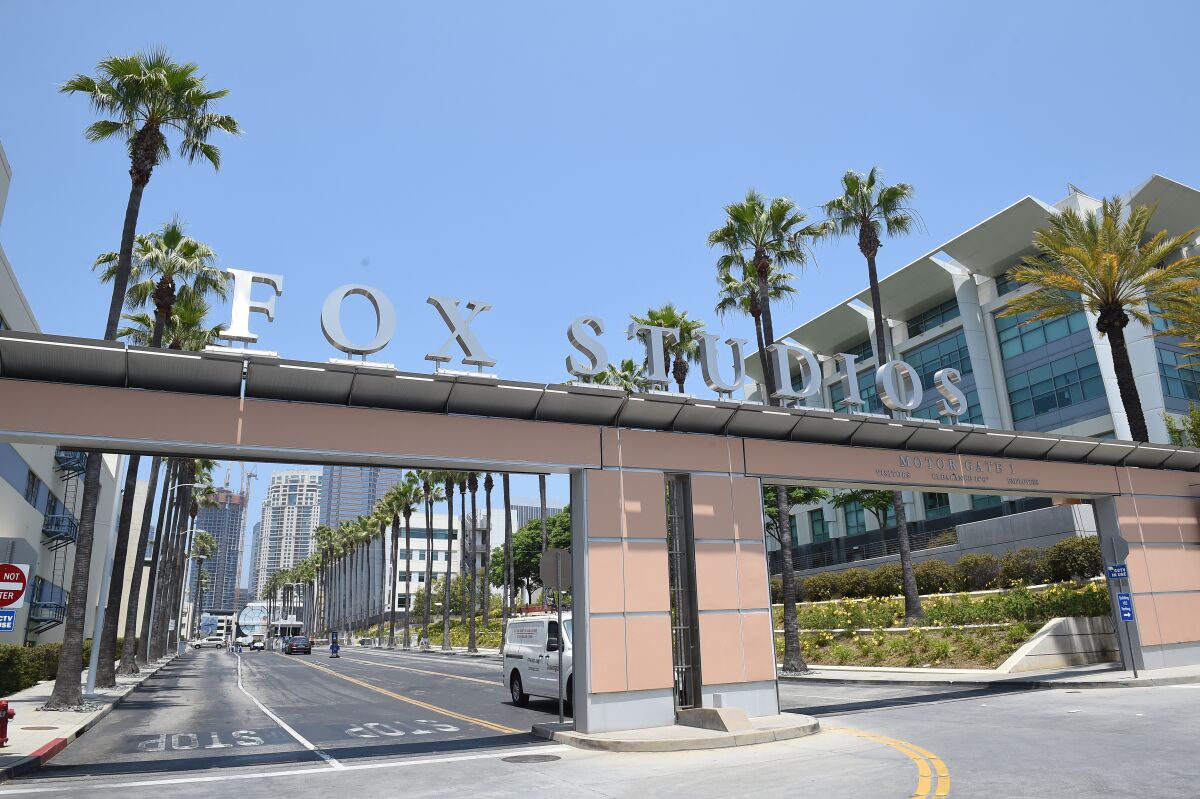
[320,284,396,356]
[875,360,923,411]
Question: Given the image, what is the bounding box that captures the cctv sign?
[0,563,29,609]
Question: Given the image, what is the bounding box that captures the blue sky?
[4,2,1199,583]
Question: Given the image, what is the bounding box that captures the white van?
[503,614,573,714]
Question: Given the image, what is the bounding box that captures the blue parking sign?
[1106,564,1128,580]
[1117,592,1135,621]
[0,610,15,632]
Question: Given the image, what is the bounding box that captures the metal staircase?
[25,448,86,640]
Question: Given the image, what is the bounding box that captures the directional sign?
[539,548,572,591]
[0,563,29,609]
[0,610,15,632]
[1117,592,1135,621]
[1106,564,1128,580]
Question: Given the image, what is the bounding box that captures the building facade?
[194,487,248,613]
[319,465,407,527]
[0,139,120,645]
[746,176,1200,569]
[252,470,321,600]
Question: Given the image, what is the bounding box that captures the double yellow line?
[289,656,519,735]
[833,727,950,798]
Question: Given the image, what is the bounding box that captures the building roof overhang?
[2,330,1198,473]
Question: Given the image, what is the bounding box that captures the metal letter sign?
[0,563,29,609]
[425,296,496,368]
[1106,564,1129,580]
[1117,592,1135,621]
[320,284,397,355]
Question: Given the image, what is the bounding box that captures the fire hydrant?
[0,700,14,748]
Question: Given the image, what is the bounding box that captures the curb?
[777,672,1200,690]
[532,717,821,753]
[0,655,176,783]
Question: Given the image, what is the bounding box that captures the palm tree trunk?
[388,517,399,648]
[539,475,548,553]
[864,249,923,622]
[458,486,467,625]
[754,254,781,401]
[138,459,174,664]
[776,486,807,673]
[467,486,478,653]
[119,455,162,674]
[97,455,141,687]
[150,479,183,660]
[752,313,770,400]
[502,474,513,639]
[423,499,434,647]
[1107,323,1149,442]
[443,481,455,650]
[482,475,493,628]
[378,522,387,641]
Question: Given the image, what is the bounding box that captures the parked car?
[192,635,225,649]
[283,636,312,655]
[502,614,573,715]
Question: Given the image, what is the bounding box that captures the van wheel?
[510,672,529,707]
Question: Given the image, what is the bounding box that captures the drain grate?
[21,726,59,731]
[501,755,562,764]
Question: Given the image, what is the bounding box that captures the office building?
[194,487,249,612]
[0,139,120,645]
[252,470,321,600]
[747,176,1200,571]
[319,465,407,527]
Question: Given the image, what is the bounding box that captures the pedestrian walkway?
[780,661,1200,689]
[0,656,175,781]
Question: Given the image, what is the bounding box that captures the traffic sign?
[539,548,572,591]
[0,564,29,609]
[1117,592,1135,621]
[0,610,14,632]
[1106,564,1128,580]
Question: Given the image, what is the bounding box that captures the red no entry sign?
[0,564,29,609]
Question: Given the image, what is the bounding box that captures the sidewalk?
[779,661,1200,689]
[0,655,175,781]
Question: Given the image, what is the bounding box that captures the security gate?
[665,475,701,711]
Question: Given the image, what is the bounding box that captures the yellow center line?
[287,656,520,735]
[338,656,497,686]
[829,727,950,798]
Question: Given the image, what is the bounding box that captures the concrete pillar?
[931,256,1005,429]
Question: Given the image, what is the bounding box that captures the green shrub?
[805,572,840,601]
[1041,536,1103,583]
[868,563,904,597]
[915,560,959,594]
[956,554,1002,590]
[837,568,872,599]
[1001,548,1046,586]
[927,529,958,548]
[770,577,783,604]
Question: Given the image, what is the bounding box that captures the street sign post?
[331,630,340,658]
[0,564,29,610]
[540,548,572,723]
[1116,591,1137,678]
[1106,564,1128,580]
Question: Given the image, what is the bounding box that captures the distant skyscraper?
[253,469,321,601]
[511,504,565,530]
[320,466,408,527]
[195,487,248,611]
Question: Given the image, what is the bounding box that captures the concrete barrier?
[997,616,1117,673]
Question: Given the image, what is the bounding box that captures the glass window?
[971,494,1002,510]
[24,471,42,506]
[829,369,883,413]
[1006,349,1102,422]
[788,515,798,547]
[902,331,973,391]
[994,272,1023,296]
[922,493,951,519]
[843,501,865,536]
[912,389,984,425]
[809,509,828,543]
[1158,346,1200,401]
[834,338,873,372]
[994,309,1089,358]
[907,298,961,338]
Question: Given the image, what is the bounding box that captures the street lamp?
[188,552,208,641]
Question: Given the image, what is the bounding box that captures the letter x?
[425,295,496,367]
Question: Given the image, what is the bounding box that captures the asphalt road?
[5,649,1200,798]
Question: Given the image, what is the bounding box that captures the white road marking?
[235,653,343,769]
[0,744,572,794]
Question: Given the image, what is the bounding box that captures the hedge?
[775,536,1102,602]
[0,638,128,697]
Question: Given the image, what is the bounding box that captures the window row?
[907,298,961,338]
[1006,348,1103,422]
[995,308,1089,359]
[1158,347,1200,401]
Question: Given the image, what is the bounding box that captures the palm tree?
[599,358,650,392]
[822,167,923,624]
[501,473,514,638]
[48,51,238,709]
[466,472,480,653]
[708,189,824,401]
[630,304,705,392]
[313,525,336,637]
[443,472,459,650]
[416,470,443,647]
[715,254,797,397]
[189,531,217,639]
[1003,197,1200,442]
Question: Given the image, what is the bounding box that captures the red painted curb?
[29,737,67,764]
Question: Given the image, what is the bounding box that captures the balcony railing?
[41,514,79,544]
